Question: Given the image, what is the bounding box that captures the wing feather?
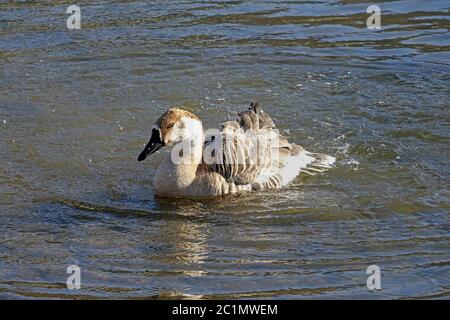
[203,102,335,187]
[204,103,285,184]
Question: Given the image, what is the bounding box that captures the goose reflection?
[156,198,210,278]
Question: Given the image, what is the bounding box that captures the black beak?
[137,128,164,161]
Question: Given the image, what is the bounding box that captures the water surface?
[0,0,449,299]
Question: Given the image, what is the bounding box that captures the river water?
[0,0,449,299]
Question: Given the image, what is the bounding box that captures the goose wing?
[203,103,294,185]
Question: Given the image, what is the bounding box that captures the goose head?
[137,108,201,161]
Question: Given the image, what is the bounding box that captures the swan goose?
[138,103,335,197]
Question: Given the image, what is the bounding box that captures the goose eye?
[167,123,174,129]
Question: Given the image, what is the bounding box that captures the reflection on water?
[161,203,209,274]
[0,0,449,299]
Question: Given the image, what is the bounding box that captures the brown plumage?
[156,108,199,144]
[238,102,275,131]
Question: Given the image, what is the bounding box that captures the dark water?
[0,0,449,299]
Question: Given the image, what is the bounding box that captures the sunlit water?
[0,0,449,299]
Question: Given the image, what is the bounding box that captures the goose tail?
[276,146,335,185]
